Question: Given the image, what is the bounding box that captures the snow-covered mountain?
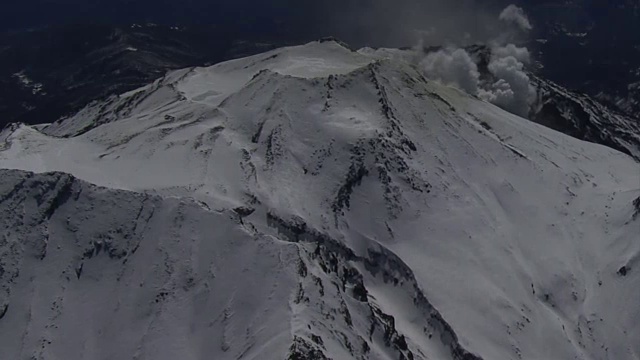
[1,40,639,360]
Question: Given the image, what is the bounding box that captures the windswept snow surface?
[1,40,639,360]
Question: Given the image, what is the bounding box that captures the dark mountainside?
[0,24,293,127]
[528,0,640,117]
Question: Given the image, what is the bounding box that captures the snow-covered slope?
[1,40,639,360]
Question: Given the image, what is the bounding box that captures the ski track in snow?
[0,40,639,360]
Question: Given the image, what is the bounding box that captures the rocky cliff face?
[530,75,640,160]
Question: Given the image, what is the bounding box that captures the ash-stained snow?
[1,40,639,360]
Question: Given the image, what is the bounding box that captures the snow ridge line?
[266,212,484,360]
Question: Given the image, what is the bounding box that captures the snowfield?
[1,40,639,360]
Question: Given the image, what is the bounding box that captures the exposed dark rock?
[75,262,83,279]
[0,303,8,320]
[310,334,325,347]
[287,336,329,360]
[332,157,369,215]
[233,206,255,217]
[352,282,368,302]
[618,266,629,277]
[297,259,308,277]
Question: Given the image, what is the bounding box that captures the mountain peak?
[0,42,639,360]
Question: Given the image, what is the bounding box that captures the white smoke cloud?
[329,0,508,47]
[416,5,537,118]
[499,4,532,32]
[479,45,536,117]
[418,44,536,118]
[420,47,480,94]
[492,43,530,64]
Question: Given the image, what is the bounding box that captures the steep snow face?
[1,41,639,360]
[0,171,302,360]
